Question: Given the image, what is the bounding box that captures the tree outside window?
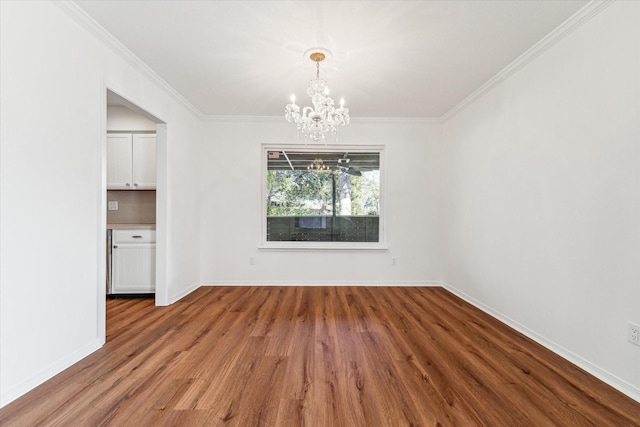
[264,149,382,244]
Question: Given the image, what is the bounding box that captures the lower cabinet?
[112,229,156,293]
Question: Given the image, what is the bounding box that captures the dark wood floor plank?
[1,286,638,426]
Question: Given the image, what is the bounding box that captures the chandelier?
[307,158,329,171]
[285,48,350,143]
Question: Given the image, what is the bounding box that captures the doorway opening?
[100,89,167,343]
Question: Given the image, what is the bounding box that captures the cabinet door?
[107,134,133,189]
[132,134,156,189]
[111,243,156,293]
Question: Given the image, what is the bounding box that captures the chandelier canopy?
[285,48,350,143]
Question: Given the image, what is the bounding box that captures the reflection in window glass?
[266,150,380,242]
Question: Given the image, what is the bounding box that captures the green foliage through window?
[265,149,381,243]
[267,168,379,216]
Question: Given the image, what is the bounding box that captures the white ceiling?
[76,0,589,119]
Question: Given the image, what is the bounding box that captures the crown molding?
[351,116,443,124]
[56,0,205,120]
[57,0,612,125]
[202,115,284,123]
[202,115,442,124]
[440,0,615,122]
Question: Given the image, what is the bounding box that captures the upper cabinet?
[107,134,156,190]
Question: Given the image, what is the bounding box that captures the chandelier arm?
[301,106,314,119]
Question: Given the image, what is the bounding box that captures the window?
[261,145,384,249]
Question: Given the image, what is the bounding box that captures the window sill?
[259,242,388,251]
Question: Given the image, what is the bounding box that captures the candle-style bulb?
[340,97,345,107]
[290,94,296,104]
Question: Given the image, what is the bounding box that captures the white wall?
[107,105,157,131]
[200,118,442,285]
[2,0,637,409]
[0,1,202,406]
[442,1,640,399]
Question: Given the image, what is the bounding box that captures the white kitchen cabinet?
[107,133,156,189]
[111,229,156,294]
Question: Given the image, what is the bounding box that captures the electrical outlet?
[391,258,397,267]
[108,201,118,211]
[628,322,640,346]
[249,257,255,266]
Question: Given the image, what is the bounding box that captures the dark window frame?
[260,144,386,250]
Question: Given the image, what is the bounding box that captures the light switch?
[108,201,119,211]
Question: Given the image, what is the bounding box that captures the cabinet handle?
[133,183,138,187]
[113,245,118,249]
[125,183,131,187]
[132,235,142,238]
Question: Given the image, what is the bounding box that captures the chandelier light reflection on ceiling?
[285,48,350,143]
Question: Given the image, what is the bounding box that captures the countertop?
[107,223,156,230]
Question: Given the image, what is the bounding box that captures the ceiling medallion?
[285,48,350,143]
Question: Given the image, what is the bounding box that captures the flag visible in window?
[269,151,280,159]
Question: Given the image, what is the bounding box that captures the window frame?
[260,143,387,250]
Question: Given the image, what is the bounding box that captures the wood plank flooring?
[1,286,638,426]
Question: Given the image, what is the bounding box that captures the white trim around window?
[260,143,387,250]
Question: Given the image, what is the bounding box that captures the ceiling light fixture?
[285,48,350,143]
[307,158,329,171]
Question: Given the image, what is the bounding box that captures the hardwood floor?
[1,286,638,426]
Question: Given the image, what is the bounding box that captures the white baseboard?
[1,339,103,408]
[168,281,201,304]
[200,280,442,287]
[442,281,640,403]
